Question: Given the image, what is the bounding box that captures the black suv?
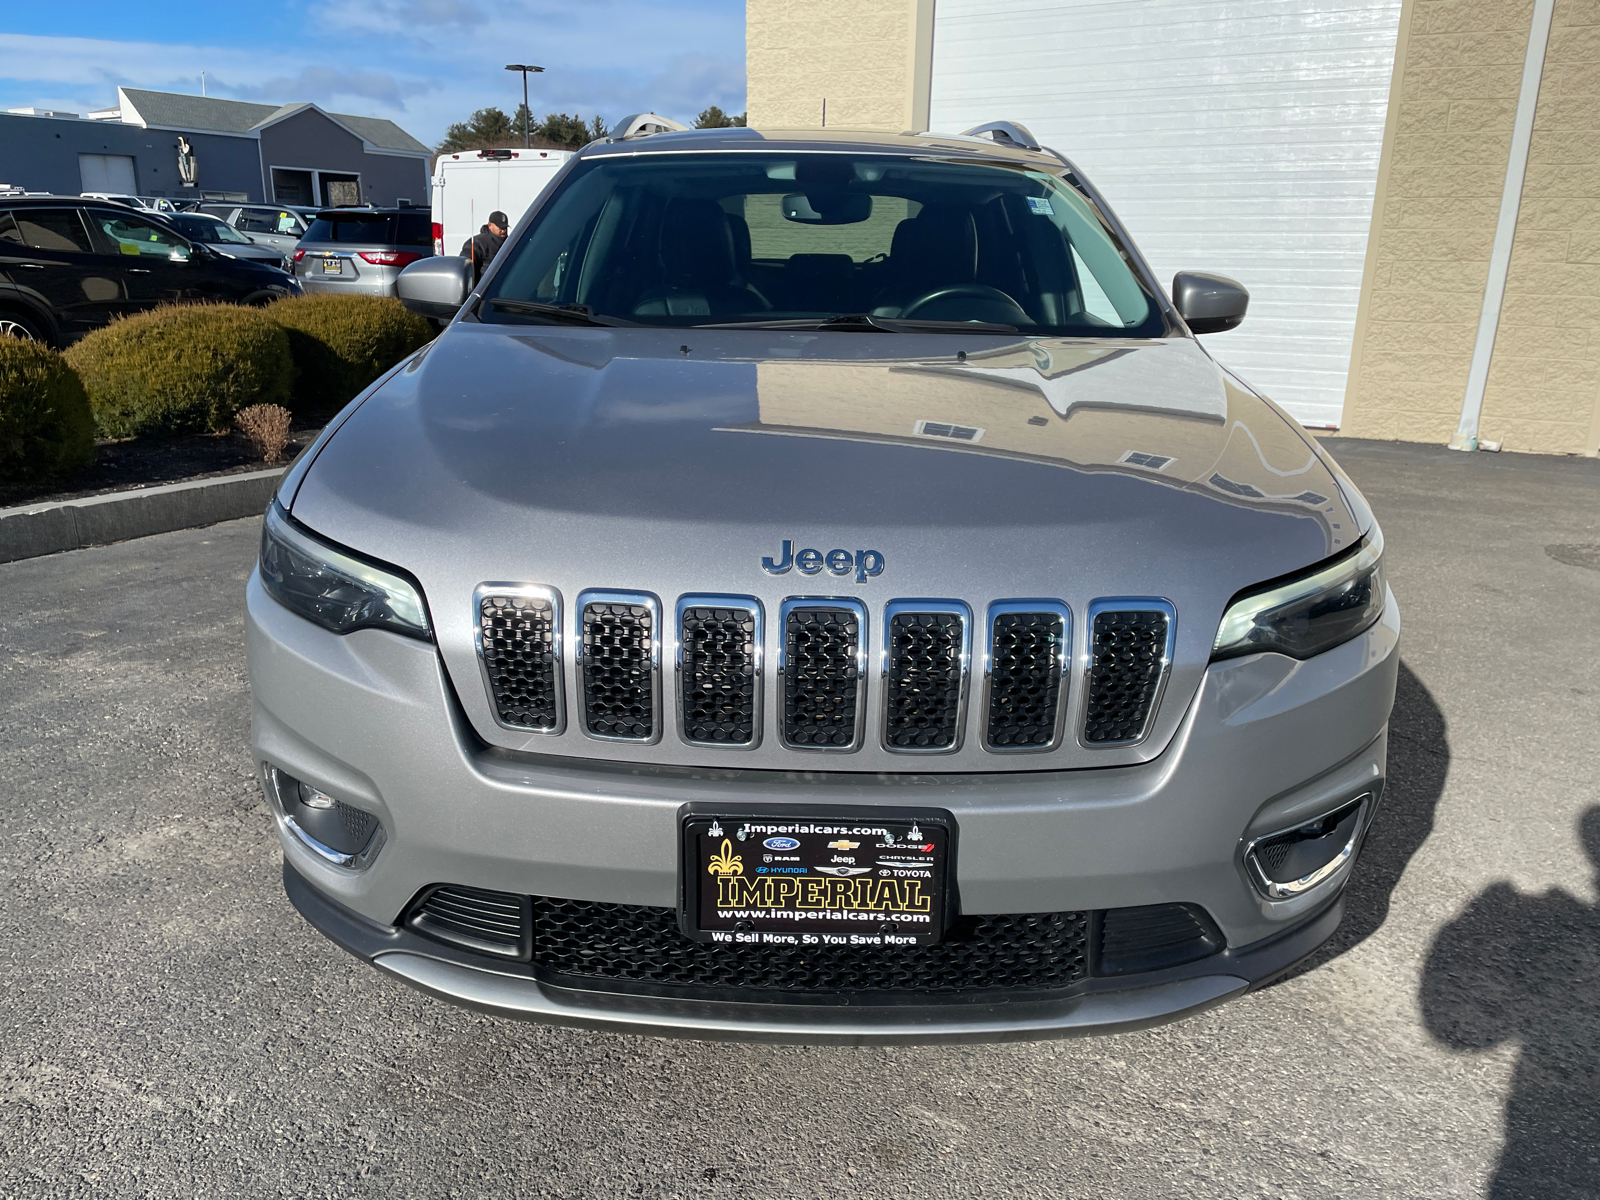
[0,197,303,345]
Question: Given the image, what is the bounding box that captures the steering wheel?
[897,283,1031,324]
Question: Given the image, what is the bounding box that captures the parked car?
[252,121,1397,1044]
[79,193,185,213]
[159,212,291,272]
[199,204,319,256]
[0,196,301,344]
[290,207,433,296]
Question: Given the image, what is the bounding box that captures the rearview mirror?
[1172,271,1248,334]
[782,191,872,225]
[397,256,472,320]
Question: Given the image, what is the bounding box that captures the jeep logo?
[762,540,885,583]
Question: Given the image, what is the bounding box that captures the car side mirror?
[397,256,472,320]
[1172,271,1248,335]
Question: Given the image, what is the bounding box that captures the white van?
[430,149,574,258]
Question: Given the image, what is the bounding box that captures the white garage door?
[929,0,1403,427]
[79,153,138,195]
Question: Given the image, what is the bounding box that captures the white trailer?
[430,148,574,258]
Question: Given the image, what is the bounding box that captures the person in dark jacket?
[460,210,509,283]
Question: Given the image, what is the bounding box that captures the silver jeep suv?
[247,122,1398,1043]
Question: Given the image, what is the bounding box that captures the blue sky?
[0,0,746,145]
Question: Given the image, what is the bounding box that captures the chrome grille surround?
[1080,598,1176,748]
[779,597,868,752]
[982,600,1071,753]
[473,582,565,735]
[675,595,764,750]
[878,599,972,754]
[576,590,662,745]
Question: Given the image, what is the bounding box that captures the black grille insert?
[408,885,530,959]
[985,609,1066,749]
[478,592,560,731]
[581,598,657,741]
[782,606,862,749]
[1084,608,1169,744]
[532,898,1088,997]
[680,604,758,746]
[1097,903,1224,976]
[883,609,965,750]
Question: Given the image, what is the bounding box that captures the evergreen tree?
[512,103,534,144]
[437,106,515,153]
[694,106,747,129]
[537,112,605,149]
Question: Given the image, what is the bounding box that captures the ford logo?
[763,837,801,851]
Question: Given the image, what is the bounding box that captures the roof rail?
[958,121,1042,152]
[607,112,689,141]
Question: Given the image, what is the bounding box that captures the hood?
[287,324,1366,771]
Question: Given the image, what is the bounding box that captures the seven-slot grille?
[474,590,1177,753]
[579,593,659,741]
[781,602,865,750]
[985,605,1069,750]
[1083,605,1172,745]
[477,589,562,731]
[678,599,760,746]
[882,604,968,751]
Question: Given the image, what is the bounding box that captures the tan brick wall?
[1479,0,1600,453]
[746,0,931,131]
[1346,0,1600,454]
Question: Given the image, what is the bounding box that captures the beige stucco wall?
[1479,0,1600,454]
[746,0,932,131]
[1344,0,1600,453]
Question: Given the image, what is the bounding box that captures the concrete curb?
[0,468,284,564]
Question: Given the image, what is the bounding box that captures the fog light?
[262,764,385,870]
[1244,794,1370,899]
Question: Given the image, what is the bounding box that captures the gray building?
[0,87,430,206]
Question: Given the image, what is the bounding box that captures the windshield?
[170,215,250,244]
[479,152,1166,336]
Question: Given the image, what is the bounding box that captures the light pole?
[504,64,545,148]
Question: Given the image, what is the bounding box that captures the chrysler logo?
[762,539,884,583]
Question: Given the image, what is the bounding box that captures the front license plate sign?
[682,815,948,947]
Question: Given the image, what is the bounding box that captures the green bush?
[0,338,96,484]
[269,294,434,413]
[65,305,292,439]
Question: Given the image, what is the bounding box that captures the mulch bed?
[0,421,324,511]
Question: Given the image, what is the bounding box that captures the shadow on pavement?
[1271,659,1449,983]
[1420,808,1600,1199]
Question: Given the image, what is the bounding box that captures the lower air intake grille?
[1084,608,1169,744]
[478,593,560,731]
[986,610,1066,749]
[581,599,656,740]
[408,885,530,959]
[1097,903,1224,976]
[783,606,862,749]
[680,605,758,745]
[883,610,965,750]
[531,899,1089,996]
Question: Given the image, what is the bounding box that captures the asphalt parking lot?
[2,438,1597,1199]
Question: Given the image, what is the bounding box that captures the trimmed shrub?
[0,338,96,484]
[65,304,293,439]
[269,294,434,413]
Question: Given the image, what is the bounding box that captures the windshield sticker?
[1027,196,1055,216]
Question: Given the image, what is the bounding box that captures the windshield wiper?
[697,313,1018,334]
[483,298,629,327]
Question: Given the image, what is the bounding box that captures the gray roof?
[118,89,430,155]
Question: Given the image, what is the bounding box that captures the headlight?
[259,501,431,640]
[1212,527,1385,662]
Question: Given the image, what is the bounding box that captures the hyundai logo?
[762,540,884,583]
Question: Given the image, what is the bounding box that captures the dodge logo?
[762,539,884,583]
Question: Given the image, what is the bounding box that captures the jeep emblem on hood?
[762,540,885,583]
